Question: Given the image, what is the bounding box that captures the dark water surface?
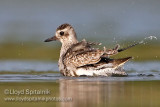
[0,60,160,107]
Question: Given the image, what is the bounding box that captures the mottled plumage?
[56,23,72,31]
[45,23,132,76]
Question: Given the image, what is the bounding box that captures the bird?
[44,23,132,77]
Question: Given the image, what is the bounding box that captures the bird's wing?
[70,39,101,52]
[64,49,105,68]
[63,40,120,68]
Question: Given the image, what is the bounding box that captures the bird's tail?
[111,57,132,68]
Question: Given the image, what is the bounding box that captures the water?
[138,36,158,45]
[0,60,160,82]
[0,60,58,72]
[0,60,160,107]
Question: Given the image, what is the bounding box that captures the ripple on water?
[0,60,58,72]
[0,60,160,82]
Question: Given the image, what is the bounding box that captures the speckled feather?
[64,48,105,67]
[56,23,72,31]
[63,39,120,68]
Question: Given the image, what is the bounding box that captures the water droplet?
[144,36,157,40]
[139,40,144,44]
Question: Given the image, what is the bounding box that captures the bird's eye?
[60,31,64,36]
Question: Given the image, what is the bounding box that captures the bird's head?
[44,23,78,45]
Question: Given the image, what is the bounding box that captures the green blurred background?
[0,0,160,61]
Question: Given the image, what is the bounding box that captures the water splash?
[144,36,157,40]
[139,36,157,44]
[118,36,157,52]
